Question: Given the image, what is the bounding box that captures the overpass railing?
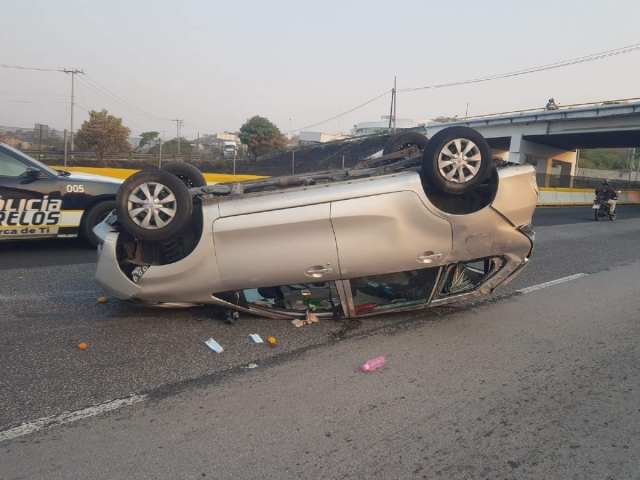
[431,96,640,124]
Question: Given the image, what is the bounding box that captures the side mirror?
[26,167,41,180]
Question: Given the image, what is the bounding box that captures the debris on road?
[361,356,386,372]
[244,363,259,369]
[291,312,321,328]
[97,297,108,304]
[205,338,224,353]
[250,334,264,344]
[77,342,88,350]
[267,336,277,345]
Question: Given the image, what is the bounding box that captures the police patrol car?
[0,142,122,246]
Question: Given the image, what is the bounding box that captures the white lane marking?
[517,273,588,295]
[0,394,147,443]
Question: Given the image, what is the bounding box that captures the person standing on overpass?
[545,98,559,110]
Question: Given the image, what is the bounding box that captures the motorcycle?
[593,193,617,221]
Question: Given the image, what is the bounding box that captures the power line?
[293,89,392,132]
[0,99,68,104]
[0,64,60,72]
[75,76,171,122]
[0,91,68,97]
[82,74,172,121]
[399,42,640,93]
[75,76,160,120]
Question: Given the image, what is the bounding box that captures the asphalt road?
[1,206,640,479]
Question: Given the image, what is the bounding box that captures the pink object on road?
[361,356,387,372]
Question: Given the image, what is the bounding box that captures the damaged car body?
[94,126,537,320]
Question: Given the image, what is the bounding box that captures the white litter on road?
[205,338,224,353]
[517,273,588,295]
[0,394,147,443]
[249,334,264,344]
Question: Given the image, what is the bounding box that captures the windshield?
[0,143,60,177]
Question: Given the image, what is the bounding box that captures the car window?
[349,268,439,315]
[0,151,29,177]
[242,282,342,313]
[0,144,58,177]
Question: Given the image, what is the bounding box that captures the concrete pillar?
[507,134,524,164]
[508,136,577,187]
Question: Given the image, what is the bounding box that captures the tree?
[149,137,193,155]
[75,109,131,166]
[137,131,160,151]
[238,116,287,161]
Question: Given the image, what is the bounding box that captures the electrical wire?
[75,76,171,122]
[0,91,68,97]
[0,99,68,104]
[399,42,640,92]
[81,74,173,121]
[0,64,60,72]
[293,89,392,132]
[76,76,164,121]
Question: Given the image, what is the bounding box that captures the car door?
[0,149,60,239]
[330,190,453,279]
[213,203,341,291]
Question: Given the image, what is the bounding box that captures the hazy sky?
[1,0,639,139]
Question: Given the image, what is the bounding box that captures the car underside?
[94,127,538,320]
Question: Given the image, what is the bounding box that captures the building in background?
[298,131,351,146]
[214,132,240,143]
[351,117,425,137]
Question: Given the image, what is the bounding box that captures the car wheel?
[382,131,429,156]
[116,169,192,242]
[421,126,492,195]
[81,200,116,247]
[161,162,207,188]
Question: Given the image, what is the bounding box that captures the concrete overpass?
[426,99,640,186]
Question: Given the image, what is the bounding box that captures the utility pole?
[388,81,395,130]
[392,76,397,132]
[63,129,68,167]
[62,69,83,152]
[171,119,183,154]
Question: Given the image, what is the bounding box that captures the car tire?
[382,131,429,156]
[421,126,492,195]
[161,162,207,188]
[81,200,116,247]
[116,169,192,242]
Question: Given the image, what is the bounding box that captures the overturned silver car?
[94,126,537,321]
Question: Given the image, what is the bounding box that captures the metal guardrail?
[537,172,640,190]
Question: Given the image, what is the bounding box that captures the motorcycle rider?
[596,179,618,214]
